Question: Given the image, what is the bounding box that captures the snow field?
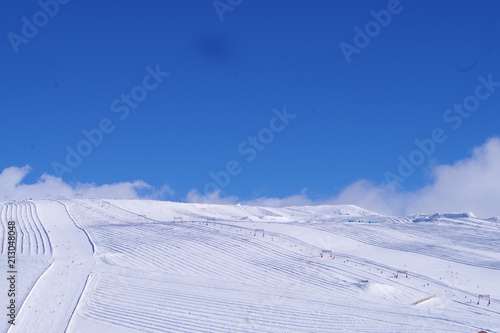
[1,199,498,332]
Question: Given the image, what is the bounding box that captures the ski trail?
[9,200,95,333]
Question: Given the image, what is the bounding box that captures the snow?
[1,199,499,332]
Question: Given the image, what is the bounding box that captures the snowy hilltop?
[1,198,499,332]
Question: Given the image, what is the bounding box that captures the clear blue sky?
[2,0,500,202]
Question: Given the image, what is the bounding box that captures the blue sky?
[2,0,500,215]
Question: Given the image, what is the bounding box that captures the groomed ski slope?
[1,199,499,332]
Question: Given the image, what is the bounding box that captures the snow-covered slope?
[1,199,499,332]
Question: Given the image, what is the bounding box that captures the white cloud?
[325,137,500,217]
[148,185,175,199]
[187,137,500,218]
[0,165,173,200]
[324,180,411,216]
[185,188,315,207]
[244,193,315,207]
[406,137,500,217]
[185,189,238,205]
[3,137,500,218]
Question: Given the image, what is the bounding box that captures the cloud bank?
[2,137,500,218]
[187,137,500,218]
[0,165,172,200]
